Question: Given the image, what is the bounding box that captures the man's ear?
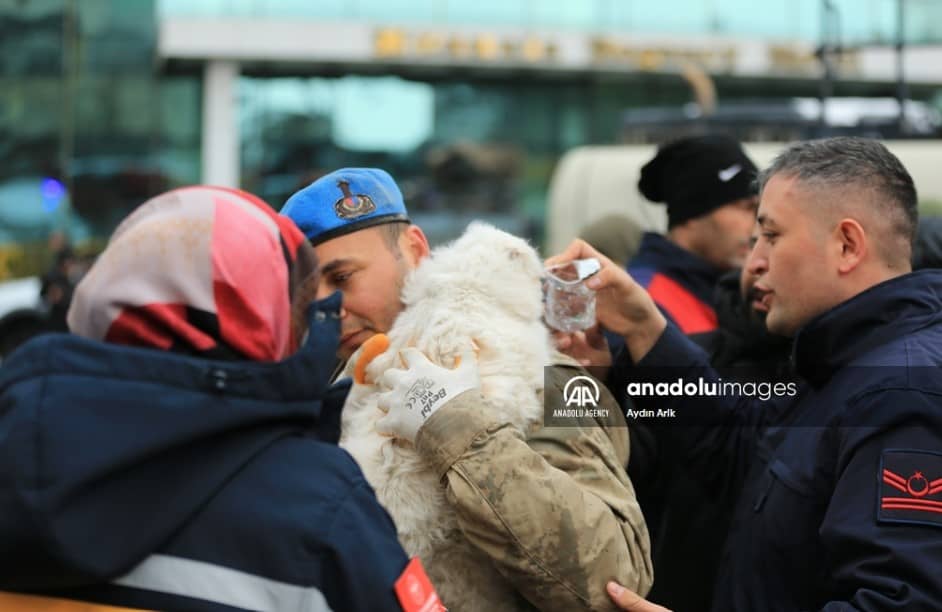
[400,225,430,267]
[835,218,867,274]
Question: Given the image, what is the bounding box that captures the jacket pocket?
[753,458,816,512]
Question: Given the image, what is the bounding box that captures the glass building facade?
[2,0,942,278]
[0,0,201,278]
[159,0,942,45]
[236,74,716,244]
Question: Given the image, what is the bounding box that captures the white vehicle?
[546,140,942,255]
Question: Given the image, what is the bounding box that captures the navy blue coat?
[0,294,409,611]
[619,270,942,611]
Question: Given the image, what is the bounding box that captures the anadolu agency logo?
[563,375,600,408]
[552,375,608,420]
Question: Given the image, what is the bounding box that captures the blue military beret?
[280,168,410,246]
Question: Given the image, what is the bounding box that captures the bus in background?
[546,98,942,256]
[620,97,942,144]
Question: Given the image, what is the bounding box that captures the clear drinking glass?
[543,258,600,332]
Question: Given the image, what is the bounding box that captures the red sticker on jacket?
[878,449,942,528]
[395,557,446,612]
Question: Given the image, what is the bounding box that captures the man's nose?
[746,243,768,276]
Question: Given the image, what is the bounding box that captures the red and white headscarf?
[68,186,317,361]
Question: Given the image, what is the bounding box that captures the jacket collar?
[793,270,942,387]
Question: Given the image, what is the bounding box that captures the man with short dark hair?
[554,137,942,611]
[283,168,429,365]
[282,167,653,611]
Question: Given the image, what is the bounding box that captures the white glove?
[375,347,479,443]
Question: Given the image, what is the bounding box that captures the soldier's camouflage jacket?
[414,356,653,611]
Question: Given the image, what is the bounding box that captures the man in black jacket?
[555,137,942,611]
[643,264,795,612]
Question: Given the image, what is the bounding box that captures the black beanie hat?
[638,134,758,228]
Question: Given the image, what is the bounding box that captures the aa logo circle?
[563,375,600,408]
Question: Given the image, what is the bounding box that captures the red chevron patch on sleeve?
[879,450,942,528]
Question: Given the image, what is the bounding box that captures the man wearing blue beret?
[282,168,430,365]
[282,168,653,610]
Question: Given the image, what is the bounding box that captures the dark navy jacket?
[617,232,727,611]
[628,232,724,335]
[620,270,942,611]
[0,295,409,611]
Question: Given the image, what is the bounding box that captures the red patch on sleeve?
[395,557,446,612]
[878,450,942,528]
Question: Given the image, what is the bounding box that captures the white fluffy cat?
[340,222,554,611]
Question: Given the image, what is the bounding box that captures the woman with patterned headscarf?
[0,187,421,611]
[68,186,317,360]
